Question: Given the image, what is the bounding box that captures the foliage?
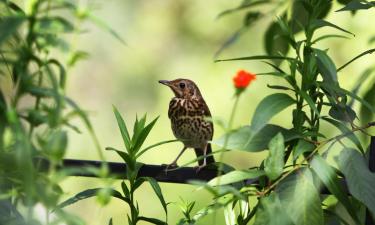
[58,107,174,224]
[0,0,123,224]
[192,0,375,224]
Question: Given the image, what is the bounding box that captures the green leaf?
[276,169,324,225]
[35,16,74,33]
[322,117,364,153]
[216,0,270,18]
[105,147,135,169]
[56,188,126,210]
[138,216,167,225]
[142,177,168,218]
[293,139,315,160]
[337,48,375,72]
[208,169,265,186]
[311,156,361,223]
[312,34,350,44]
[0,16,25,44]
[136,139,178,158]
[336,148,375,216]
[213,124,299,152]
[314,49,338,85]
[251,93,295,133]
[253,193,294,225]
[264,20,290,63]
[108,218,113,225]
[328,104,356,123]
[360,82,375,125]
[112,106,131,151]
[215,55,296,62]
[264,133,285,180]
[310,19,354,36]
[132,116,159,153]
[336,0,375,12]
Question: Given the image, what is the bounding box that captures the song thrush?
[159,78,215,171]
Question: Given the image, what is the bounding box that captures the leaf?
[264,133,285,180]
[293,139,315,160]
[215,55,296,62]
[142,177,168,218]
[314,49,338,85]
[360,82,375,125]
[216,0,270,18]
[112,106,131,151]
[0,16,25,44]
[35,16,74,33]
[264,20,290,63]
[251,93,295,133]
[105,147,134,169]
[132,116,159,153]
[336,148,375,216]
[138,216,167,225]
[213,124,300,152]
[322,117,364,153]
[253,193,294,225]
[311,156,361,223]
[108,218,113,225]
[136,139,178,158]
[56,188,126,209]
[336,0,375,12]
[310,19,354,36]
[337,48,375,72]
[208,169,265,186]
[328,104,356,123]
[312,34,350,44]
[276,169,324,225]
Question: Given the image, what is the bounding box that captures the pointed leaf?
[253,193,294,225]
[276,170,324,225]
[208,169,265,186]
[264,133,285,180]
[311,156,360,223]
[337,148,375,216]
[251,93,295,133]
[132,116,159,153]
[112,106,131,151]
[311,19,354,36]
[314,49,338,85]
[142,177,168,218]
[138,216,167,225]
[293,139,315,160]
[215,55,296,62]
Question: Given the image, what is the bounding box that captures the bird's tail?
[194,143,215,166]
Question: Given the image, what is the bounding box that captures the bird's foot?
[164,162,178,173]
[194,164,206,173]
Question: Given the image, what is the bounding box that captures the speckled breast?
[168,98,212,148]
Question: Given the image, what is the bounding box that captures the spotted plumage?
[159,78,215,171]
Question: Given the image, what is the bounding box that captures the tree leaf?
[276,169,324,225]
[138,216,167,225]
[264,20,290,64]
[56,188,126,210]
[337,48,375,72]
[253,193,294,225]
[213,124,300,152]
[264,133,285,180]
[360,82,375,126]
[311,156,361,223]
[132,116,159,153]
[310,19,354,36]
[321,117,364,153]
[336,148,375,216]
[112,106,131,151]
[208,169,265,186]
[142,177,168,219]
[293,139,315,160]
[216,0,270,18]
[0,16,25,44]
[251,93,295,133]
[328,104,356,123]
[336,0,375,12]
[215,55,296,62]
[105,147,134,170]
[314,49,338,85]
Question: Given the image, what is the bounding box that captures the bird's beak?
[158,80,171,86]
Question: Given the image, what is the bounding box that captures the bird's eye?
[179,82,185,89]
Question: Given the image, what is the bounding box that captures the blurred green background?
[54,1,375,224]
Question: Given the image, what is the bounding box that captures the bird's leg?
[195,144,208,173]
[165,146,187,172]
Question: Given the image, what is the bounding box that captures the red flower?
[233,70,256,89]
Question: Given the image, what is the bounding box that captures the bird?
[159,78,215,172]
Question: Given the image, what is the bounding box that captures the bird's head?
[159,78,202,99]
